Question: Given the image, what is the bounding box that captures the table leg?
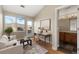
[29,40,32,46]
[23,42,25,48]
[44,36,47,44]
[49,35,50,43]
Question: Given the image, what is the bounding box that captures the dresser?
[59,32,77,52]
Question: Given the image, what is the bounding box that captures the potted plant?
[4,27,13,40]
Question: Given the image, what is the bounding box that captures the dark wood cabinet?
[59,32,77,53]
[59,32,77,44]
[59,32,65,41]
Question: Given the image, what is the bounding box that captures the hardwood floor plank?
[33,39,64,54]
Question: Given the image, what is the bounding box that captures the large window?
[4,15,33,34]
[4,16,16,31]
[27,20,33,34]
[16,16,25,31]
[17,16,25,25]
[27,21,32,26]
[5,16,16,24]
[4,16,25,32]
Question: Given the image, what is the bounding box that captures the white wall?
[34,5,60,50]
[58,19,70,32]
[0,6,3,37]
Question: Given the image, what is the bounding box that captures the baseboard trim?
[52,46,57,50]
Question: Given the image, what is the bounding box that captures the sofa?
[0,35,17,49]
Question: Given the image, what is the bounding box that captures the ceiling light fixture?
[20,5,25,8]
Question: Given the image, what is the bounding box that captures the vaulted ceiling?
[3,5,45,17]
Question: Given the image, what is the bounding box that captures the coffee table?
[20,38,32,48]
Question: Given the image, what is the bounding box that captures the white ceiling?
[3,5,45,17]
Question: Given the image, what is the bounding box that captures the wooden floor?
[34,40,64,54]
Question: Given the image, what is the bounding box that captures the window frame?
[4,15,26,32]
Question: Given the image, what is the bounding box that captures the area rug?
[0,43,48,54]
[24,44,48,54]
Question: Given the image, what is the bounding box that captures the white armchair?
[0,35,17,49]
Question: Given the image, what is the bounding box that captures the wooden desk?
[38,33,51,43]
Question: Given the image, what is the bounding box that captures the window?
[4,16,16,31]
[16,16,25,31]
[17,16,25,25]
[4,16,25,32]
[4,15,33,33]
[5,16,16,24]
[70,20,77,31]
[27,20,33,34]
[27,21,32,26]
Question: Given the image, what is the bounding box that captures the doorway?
[57,6,77,53]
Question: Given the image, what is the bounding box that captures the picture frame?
[40,18,51,30]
